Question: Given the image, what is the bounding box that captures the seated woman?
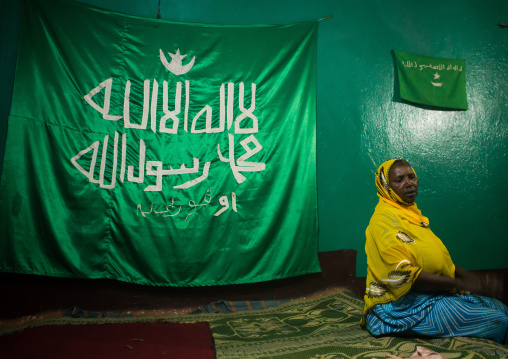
[361,158,508,345]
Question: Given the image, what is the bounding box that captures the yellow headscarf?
[375,158,429,227]
[361,159,456,326]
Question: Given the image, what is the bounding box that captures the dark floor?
[0,249,506,319]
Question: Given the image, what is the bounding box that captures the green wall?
[1,0,507,277]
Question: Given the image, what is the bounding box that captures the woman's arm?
[412,266,501,298]
[454,265,501,298]
[411,270,460,293]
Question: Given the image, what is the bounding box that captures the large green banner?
[0,0,320,286]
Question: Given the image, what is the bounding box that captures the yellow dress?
[361,159,456,326]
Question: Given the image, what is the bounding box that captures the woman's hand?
[412,266,503,299]
[455,266,502,298]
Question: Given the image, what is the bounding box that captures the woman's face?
[388,162,419,203]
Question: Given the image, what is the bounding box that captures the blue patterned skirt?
[365,292,508,345]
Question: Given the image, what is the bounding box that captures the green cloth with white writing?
[0,0,320,286]
[394,50,468,110]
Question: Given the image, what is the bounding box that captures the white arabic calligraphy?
[84,79,258,135]
[217,134,265,184]
[402,60,463,72]
[79,51,266,193]
[213,192,237,216]
[71,131,212,191]
[71,131,265,190]
[136,191,236,220]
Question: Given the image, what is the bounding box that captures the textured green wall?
[1,0,507,277]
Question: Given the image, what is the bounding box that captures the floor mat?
[201,290,508,359]
[1,289,507,358]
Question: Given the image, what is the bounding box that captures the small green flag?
[394,50,467,110]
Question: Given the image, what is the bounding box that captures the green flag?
[394,50,468,110]
[0,0,320,286]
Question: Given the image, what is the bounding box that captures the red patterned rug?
[0,321,215,359]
